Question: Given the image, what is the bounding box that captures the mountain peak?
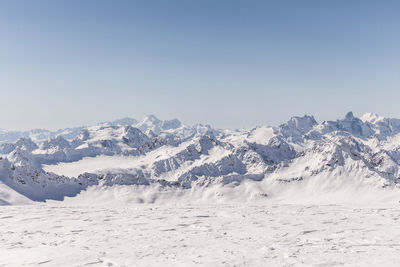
[360,112,383,123]
[110,117,138,126]
[161,118,182,130]
[345,111,355,120]
[142,114,161,123]
[289,115,317,126]
[279,115,317,132]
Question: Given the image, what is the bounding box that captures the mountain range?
[1,112,400,205]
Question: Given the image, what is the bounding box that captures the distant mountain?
[1,112,400,204]
[0,115,183,144]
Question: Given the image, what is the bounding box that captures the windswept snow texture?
[2,204,400,266]
[1,112,400,204]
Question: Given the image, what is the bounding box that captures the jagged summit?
[274,115,318,142]
[141,114,161,124]
[360,112,383,123]
[109,117,138,126]
[161,118,182,130]
[345,111,355,120]
[281,115,317,131]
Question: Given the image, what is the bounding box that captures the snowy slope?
[1,112,400,204]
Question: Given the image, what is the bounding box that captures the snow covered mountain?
[1,112,400,204]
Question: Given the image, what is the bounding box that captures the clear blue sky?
[1,0,400,130]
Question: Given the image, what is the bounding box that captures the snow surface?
[1,203,400,266]
[42,155,144,177]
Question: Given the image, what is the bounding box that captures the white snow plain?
[1,203,400,267]
[42,155,142,177]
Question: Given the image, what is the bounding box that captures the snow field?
[1,204,400,266]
